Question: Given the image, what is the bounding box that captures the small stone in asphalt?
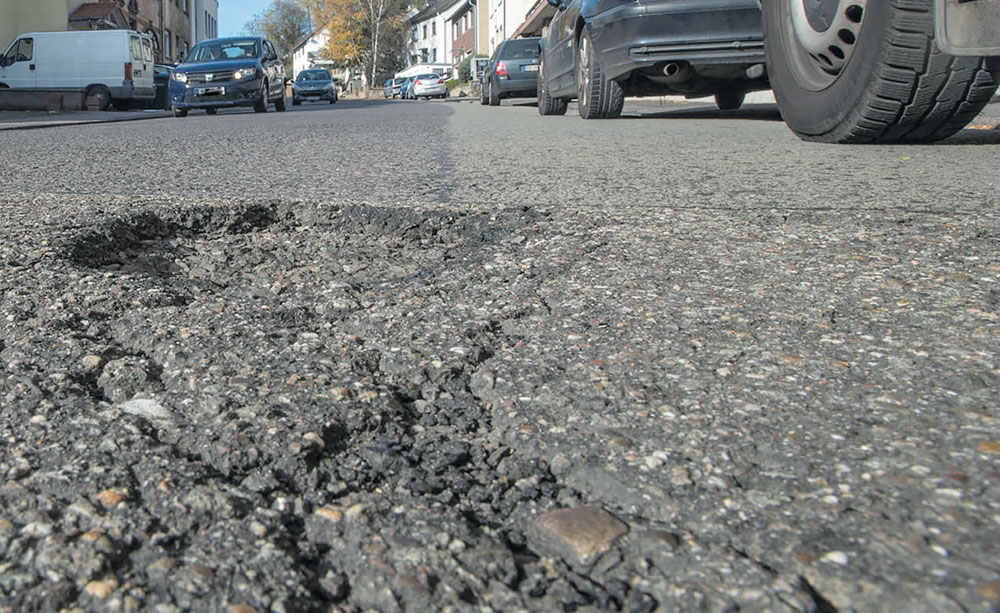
[532,505,629,567]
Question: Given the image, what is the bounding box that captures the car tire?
[576,28,624,119]
[205,108,218,115]
[763,0,999,143]
[488,79,501,106]
[714,90,745,111]
[480,82,488,105]
[274,91,286,112]
[86,85,112,111]
[538,56,568,116]
[254,80,268,113]
[172,107,187,118]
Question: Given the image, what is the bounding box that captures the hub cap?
[789,0,867,79]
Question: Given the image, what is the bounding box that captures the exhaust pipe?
[662,61,692,83]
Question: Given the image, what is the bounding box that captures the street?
[1,98,999,612]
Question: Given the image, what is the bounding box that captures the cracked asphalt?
[0,97,999,612]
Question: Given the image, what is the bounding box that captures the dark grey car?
[293,69,338,105]
[480,37,541,107]
[168,37,286,116]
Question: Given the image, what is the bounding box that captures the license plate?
[523,65,539,72]
[197,86,224,96]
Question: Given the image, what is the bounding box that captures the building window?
[432,22,436,36]
[422,25,427,39]
[164,29,172,59]
[413,27,418,41]
[432,48,437,62]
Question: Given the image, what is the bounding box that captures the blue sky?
[218,0,273,37]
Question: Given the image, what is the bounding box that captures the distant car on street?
[411,73,447,99]
[168,36,286,117]
[481,37,540,106]
[293,68,337,105]
[384,77,405,98]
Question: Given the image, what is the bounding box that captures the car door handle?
[30,64,35,70]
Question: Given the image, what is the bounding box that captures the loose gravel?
[1,100,998,612]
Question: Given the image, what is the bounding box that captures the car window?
[141,37,154,62]
[297,70,330,81]
[189,38,259,61]
[416,73,439,79]
[130,36,143,61]
[264,41,277,60]
[10,38,33,63]
[500,39,540,60]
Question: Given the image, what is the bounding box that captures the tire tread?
[834,0,997,143]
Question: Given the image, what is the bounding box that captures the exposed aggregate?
[0,99,998,612]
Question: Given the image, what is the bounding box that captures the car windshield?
[500,39,540,60]
[188,38,259,62]
[298,70,331,81]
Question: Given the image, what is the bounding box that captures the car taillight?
[124,62,133,81]
[495,61,508,76]
[416,79,424,85]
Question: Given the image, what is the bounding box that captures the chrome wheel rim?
[577,35,590,107]
[786,0,867,89]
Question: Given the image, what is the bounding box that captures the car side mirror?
[0,56,10,68]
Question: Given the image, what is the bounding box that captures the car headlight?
[233,68,258,81]
[171,71,187,83]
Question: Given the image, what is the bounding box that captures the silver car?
[410,73,447,99]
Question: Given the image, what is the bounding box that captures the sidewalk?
[0,109,171,131]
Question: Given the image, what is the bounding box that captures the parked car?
[383,77,406,98]
[411,73,447,99]
[536,0,763,118]
[293,68,337,105]
[399,76,415,100]
[481,37,540,106]
[0,30,156,110]
[168,36,286,117]
[151,63,172,110]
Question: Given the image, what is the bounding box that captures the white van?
[0,30,155,110]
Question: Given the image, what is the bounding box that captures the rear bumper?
[413,84,447,97]
[588,0,764,82]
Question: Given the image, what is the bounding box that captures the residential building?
[405,0,475,78]
[2,1,195,64]
[162,0,192,63]
[510,0,556,39]
[486,0,533,54]
[446,0,488,75]
[290,30,353,86]
[1,0,77,51]
[190,0,218,45]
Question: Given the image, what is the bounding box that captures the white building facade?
[190,0,219,44]
[292,30,334,78]
[404,0,473,78]
[487,0,533,54]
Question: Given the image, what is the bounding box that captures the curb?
[0,111,172,131]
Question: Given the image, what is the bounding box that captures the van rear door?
[130,34,154,96]
[0,37,37,88]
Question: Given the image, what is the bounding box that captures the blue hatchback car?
[168,36,286,117]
